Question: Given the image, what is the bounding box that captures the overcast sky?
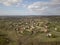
[0,0,60,15]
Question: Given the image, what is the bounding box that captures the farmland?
[0,16,60,45]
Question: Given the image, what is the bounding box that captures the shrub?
[0,32,10,45]
[47,33,57,38]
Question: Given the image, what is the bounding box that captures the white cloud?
[27,2,48,13]
[27,0,60,15]
[16,3,27,7]
[0,10,35,15]
[0,0,22,6]
[52,0,60,4]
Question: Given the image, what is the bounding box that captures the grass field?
[0,16,60,45]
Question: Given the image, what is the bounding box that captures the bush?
[0,32,10,45]
[47,33,57,38]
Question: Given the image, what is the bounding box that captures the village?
[0,16,60,45]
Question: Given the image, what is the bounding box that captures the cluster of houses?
[10,19,58,38]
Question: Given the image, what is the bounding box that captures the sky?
[0,0,60,16]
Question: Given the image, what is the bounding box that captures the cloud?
[27,2,48,13]
[0,10,35,15]
[27,0,60,15]
[52,0,60,4]
[0,0,22,6]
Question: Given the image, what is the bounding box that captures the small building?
[46,33,52,37]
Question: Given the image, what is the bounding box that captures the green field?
[0,16,60,45]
